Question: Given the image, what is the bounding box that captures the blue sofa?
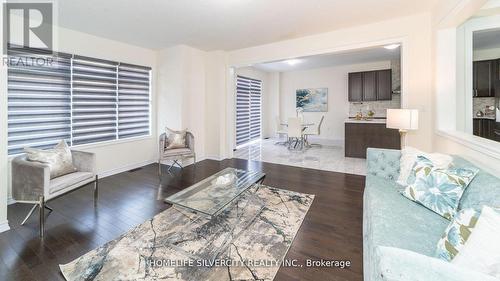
[364,148,500,281]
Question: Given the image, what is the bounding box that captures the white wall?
[2,24,159,229]
[157,46,229,160]
[0,3,9,232]
[222,13,434,158]
[205,51,227,159]
[278,61,391,142]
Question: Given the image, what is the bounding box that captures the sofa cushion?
[453,156,500,212]
[49,172,94,194]
[374,246,500,281]
[364,175,450,257]
[163,148,193,157]
[366,148,401,183]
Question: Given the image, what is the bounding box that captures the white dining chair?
[287,117,304,150]
[304,115,324,147]
[275,116,288,145]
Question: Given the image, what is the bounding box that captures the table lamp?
[386,109,419,148]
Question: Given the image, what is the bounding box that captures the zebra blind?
[118,63,151,139]
[7,47,72,155]
[7,46,152,155]
[71,55,118,145]
[235,75,262,147]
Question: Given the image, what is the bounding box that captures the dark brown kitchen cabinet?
[362,71,377,101]
[345,122,401,158]
[473,60,498,97]
[376,69,392,100]
[473,118,496,140]
[348,69,393,102]
[348,72,363,102]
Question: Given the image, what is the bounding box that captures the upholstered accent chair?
[12,150,97,237]
[158,131,196,174]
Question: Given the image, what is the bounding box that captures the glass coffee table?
[164,168,266,217]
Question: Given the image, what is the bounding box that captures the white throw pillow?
[165,127,187,149]
[24,140,77,179]
[397,146,453,186]
[452,206,500,278]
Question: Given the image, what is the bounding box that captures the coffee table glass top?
[164,168,265,216]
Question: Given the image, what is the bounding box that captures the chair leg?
[94,175,99,205]
[21,204,38,225]
[173,160,183,169]
[39,195,45,238]
[158,160,162,176]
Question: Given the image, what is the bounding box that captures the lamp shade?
[386,109,419,130]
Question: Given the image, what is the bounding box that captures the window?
[7,46,151,155]
[235,75,262,147]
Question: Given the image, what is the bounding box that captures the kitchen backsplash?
[349,94,401,118]
[473,97,496,118]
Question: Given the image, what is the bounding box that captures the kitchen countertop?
[473,116,496,120]
[345,118,387,124]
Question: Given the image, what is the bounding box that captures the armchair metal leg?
[21,204,37,225]
[94,175,99,205]
[39,195,45,238]
[168,160,183,172]
[21,203,53,225]
[158,160,162,176]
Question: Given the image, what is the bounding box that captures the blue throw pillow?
[401,156,479,220]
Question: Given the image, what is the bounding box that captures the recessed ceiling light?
[284,59,301,65]
[384,44,400,50]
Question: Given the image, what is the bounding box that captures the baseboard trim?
[7,197,16,205]
[0,220,10,233]
[201,155,223,161]
[99,159,156,179]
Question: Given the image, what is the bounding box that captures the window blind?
[235,75,262,147]
[7,47,72,155]
[118,63,151,139]
[71,55,118,145]
[7,47,152,155]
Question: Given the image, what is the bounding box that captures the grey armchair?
[158,131,196,174]
[12,150,97,237]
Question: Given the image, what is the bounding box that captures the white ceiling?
[57,0,438,51]
[252,46,400,72]
[474,28,500,50]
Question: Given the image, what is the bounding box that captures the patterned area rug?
[60,185,314,281]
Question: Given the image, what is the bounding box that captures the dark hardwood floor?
[0,158,365,281]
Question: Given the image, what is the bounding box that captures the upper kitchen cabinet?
[376,69,392,100]
[362,71,377,101]
[348,72,363,102]
[473,59,498,97]
[348,69,393,102]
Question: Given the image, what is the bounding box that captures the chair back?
[317,115,325,135]
[287,117,302,138]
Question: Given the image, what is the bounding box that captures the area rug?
[59,184,314,281]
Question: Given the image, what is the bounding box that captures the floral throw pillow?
[435,208,480,261]
[400,156,479,220]
[436,207,500,262]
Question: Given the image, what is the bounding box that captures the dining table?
[278,122,315,149]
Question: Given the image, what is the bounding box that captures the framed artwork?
[296,88,328,112]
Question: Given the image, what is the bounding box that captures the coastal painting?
[296,88,328,112]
